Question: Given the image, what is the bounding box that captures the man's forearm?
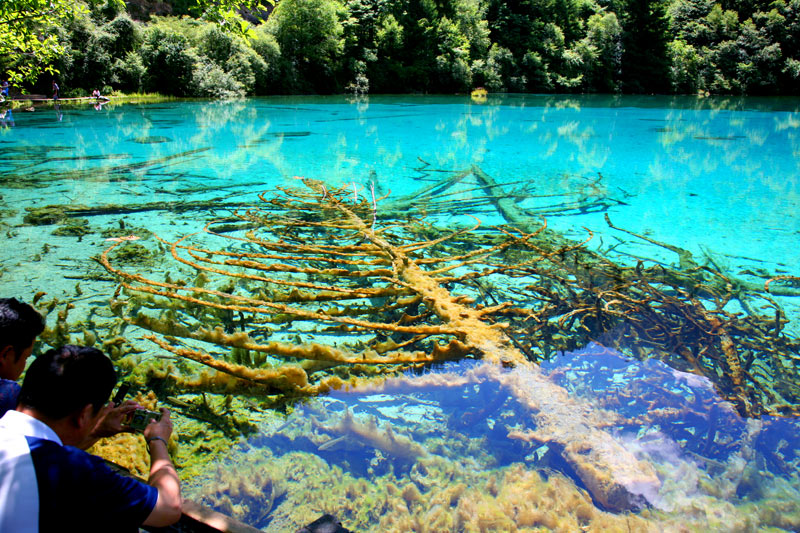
[144,438,182,526]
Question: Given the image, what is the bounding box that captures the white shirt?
[0,410,61,533]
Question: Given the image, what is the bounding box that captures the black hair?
[18,345,117,419]
[0,298,45,360]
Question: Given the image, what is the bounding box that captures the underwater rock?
[89,392,167,478]
[89,432,151,477]
[108,242,157,266]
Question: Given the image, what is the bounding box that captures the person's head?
[18,345,117,421]
[0,298,45,380]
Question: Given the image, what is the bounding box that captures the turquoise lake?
[1,95,799,531]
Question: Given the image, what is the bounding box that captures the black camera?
[113,382,162,432]
[126,409,162,431]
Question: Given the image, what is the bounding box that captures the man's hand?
[78,400,143,449]
[91,400,142,439]
[143,407,173,443]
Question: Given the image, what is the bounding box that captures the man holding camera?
[1,297,144,443]
[0,345,182,532]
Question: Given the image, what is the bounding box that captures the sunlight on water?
[1,95,799,531]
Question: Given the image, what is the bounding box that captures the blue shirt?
[0,410,158,532]
[0,378,20,417]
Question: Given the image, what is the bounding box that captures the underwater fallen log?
[350,362,660,511]
[312,409,428,462]
[2,147,212,185]
[495,364,659,511]
[471,164,800,295]
[287,181,662,510]
[23,200,248,224]
[465,166,800,416]
[101,177,800,509]
[603,214,800,298]
[471,165,536,232]
[177,500,264,533]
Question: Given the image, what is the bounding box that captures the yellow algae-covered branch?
[169,234,394,282]
[117,281,459,336]
[137,319,465,366]
[145,335,311,392]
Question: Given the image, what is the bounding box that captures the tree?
[582,11,623,92]
[139,26,198,95]
[433,16,472,91]
[267,0,347,93]
[619,0,670,93]
[371,13,405,91]
[0,0,272,88]
[336,0,391,93]
[0,0,87,85]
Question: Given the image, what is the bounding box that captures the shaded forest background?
[13,0,800,96]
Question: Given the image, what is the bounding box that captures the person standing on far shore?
[0,109,13,127]
[52,80,59,101]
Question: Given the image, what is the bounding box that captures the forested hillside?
[3,0,800,96]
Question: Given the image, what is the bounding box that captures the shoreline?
[1,93,175,107]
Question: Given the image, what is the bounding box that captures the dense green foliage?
[3,0,799,96]
[0,0,270,88]
[1,0,87,85]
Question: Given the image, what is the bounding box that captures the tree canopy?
[0,0,85,85]
[2,0,798,95]
[0,0,271,86]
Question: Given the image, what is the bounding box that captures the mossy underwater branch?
[101,172,800,511]
[101,179,644,510]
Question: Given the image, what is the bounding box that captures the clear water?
[4,96,800,280]
[1,95,799,531]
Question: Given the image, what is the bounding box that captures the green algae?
[107,242,157,267]
[51,218,91,237]
[100,225,152,240]
[23,206,71,225]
